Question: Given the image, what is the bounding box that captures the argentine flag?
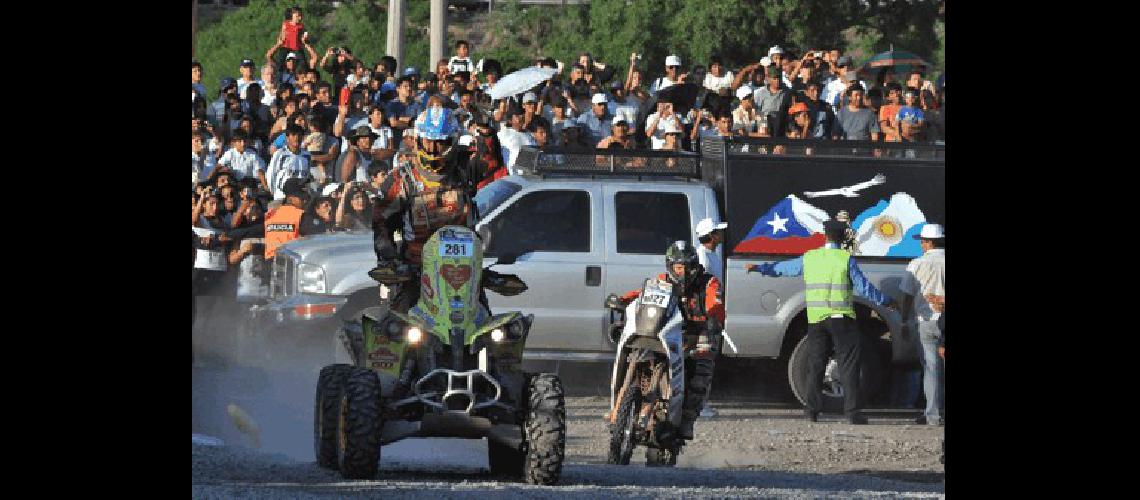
[851,193,927,257]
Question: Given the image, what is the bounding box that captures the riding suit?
[618,241,725,440]
[370,107,486,313]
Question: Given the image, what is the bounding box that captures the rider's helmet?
[665,240,701,291]
[415,104,459,173]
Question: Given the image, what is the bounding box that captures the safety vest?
[264,205,304,259]
[802,248,855,324]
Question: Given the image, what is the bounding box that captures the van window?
[615,192,691,254]
[485,190,590,256]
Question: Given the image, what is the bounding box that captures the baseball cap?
[282,178,307,198]
[219,77,237,91]
[403,66,419,77]
[612,115,629,126]
[285,52,299,61]
[768,45,784,56]
[914,224,945,240]
[695,218,728,237]
[665,55,682,67]
[321,183,341,197]
[836,56,853,68]
[591,93,608,105]
[240,58,255,68]
[787,102,808,116]
[522,92,537,103]
[736,86,754,100]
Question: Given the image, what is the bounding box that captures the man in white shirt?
[217,129,268,188]
[694,217,727,284]
[822,56,867,110]
[497,108,535,173]
[236,59,265,101]
[650,55,686,97]
[899,223,946,426]
[447,40,477,76]
[266,124,313,200]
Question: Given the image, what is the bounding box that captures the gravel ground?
[193,394,944,498]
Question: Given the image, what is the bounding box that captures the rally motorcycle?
[603,277,688,467]
[315,225,566,484]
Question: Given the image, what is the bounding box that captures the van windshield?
[474,179,523,217]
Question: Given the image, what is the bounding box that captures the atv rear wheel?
[336,367,384,479]
[522,373,566,485]
[607,378,641,465]
[314,364,354,469]
[645,446,678,467]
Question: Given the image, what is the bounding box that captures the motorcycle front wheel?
[606,375,641,465]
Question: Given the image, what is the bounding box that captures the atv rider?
[370,103,486,312]
[614,240,724,441]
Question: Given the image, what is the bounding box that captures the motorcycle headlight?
[406,327,424,344]
[490,328,505,342]
[297,263,327,294]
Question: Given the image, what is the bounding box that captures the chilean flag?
[734,195,829,254]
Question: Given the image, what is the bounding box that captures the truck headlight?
[297,263,326,294]
[406,327,424,344]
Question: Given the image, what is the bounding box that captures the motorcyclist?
[614,240,724,440]
[369,102,487,312]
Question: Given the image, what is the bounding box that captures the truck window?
[615,192,691,254]
[474,179,523,217]
[485,190,590,256]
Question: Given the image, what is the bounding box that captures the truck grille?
[271,254,295,299]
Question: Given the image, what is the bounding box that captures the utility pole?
[192,0,198,59]
[386,0,406,74]
[430,0,447,75]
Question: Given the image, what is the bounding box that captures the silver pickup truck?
[260,139,945,409]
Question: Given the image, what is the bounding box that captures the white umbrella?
[487,66,558,101]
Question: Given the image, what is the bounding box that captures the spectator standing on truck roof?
[745,220,897,424]
[899,224,946,426]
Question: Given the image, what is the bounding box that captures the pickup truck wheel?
[788,334,888,413]
[314,364,354,469]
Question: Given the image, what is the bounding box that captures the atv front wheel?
[607,379,641,465]
[314,364,354,469]
[336,367,384,479]
[522,373,565,485]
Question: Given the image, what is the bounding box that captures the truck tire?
[522,373,565,485]
[314,364,354,469]
[607,379,641,465]
[336,367,384,479]
[787,334,888,413]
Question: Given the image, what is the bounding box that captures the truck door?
[602,186,700,344]
[477,186,607,351]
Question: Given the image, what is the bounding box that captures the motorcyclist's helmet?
[415,106,459,173]
[665,240,701,290]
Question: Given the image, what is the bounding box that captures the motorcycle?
[316,225,566,484]
[603,277,688,467]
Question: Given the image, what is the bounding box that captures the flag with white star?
[734,195,829,254]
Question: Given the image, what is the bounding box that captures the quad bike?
[314,225,566,484]
[603,278,688,467]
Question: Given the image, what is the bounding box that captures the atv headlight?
[490,328,505,342]
[297,263,327,294]
[406,327,424,344]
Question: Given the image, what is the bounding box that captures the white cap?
[522,92,537,103]
[768,45,784,56]
[591,93,608,105]
[611,114,629,126]
[321,183,341,197]
[665,55,682,67]
[914,224,945,240]
[661,120,682,135]
[759,56,772,67]
[286,52,299,60]
[458,134,475,147]
[736,85,754,100]
[695,218,728,237]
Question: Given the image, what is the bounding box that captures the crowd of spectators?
[191,6,947,347]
